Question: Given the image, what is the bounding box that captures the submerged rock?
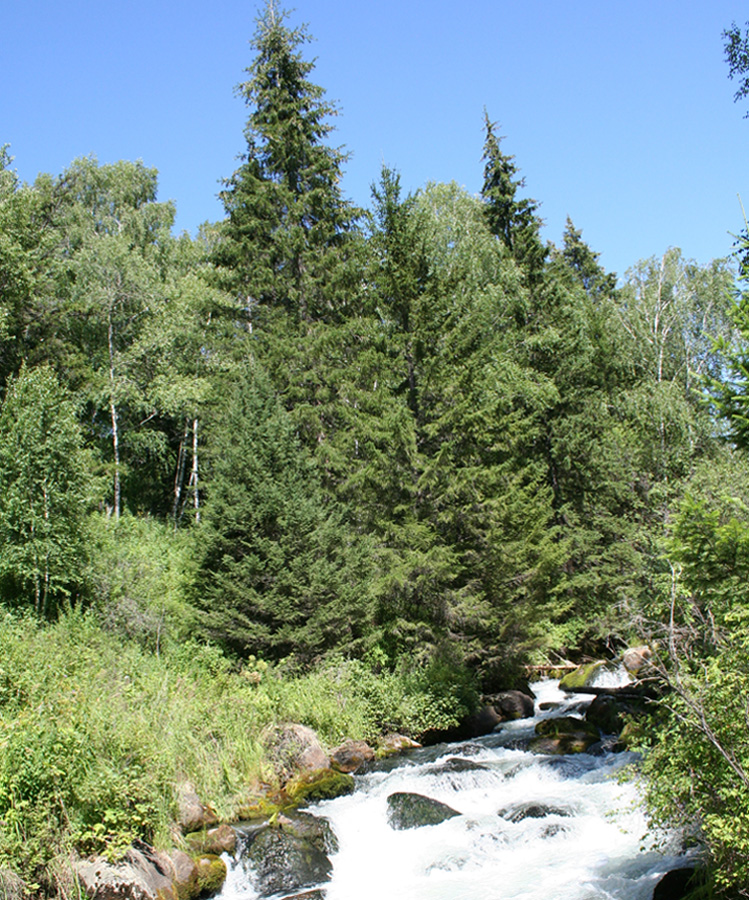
[242,812,337,898]
[386,791,461,830]
[499,802,571,822]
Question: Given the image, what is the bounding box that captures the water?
[219,680,693,900]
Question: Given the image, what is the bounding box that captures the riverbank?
[0,609,478,894]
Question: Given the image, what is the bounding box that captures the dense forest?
[3,4,749,896]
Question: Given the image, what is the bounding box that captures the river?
[218,678,694,900]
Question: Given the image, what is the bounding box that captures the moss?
[194,855,227,897]
[284,768,355,806]
[559,661,609,691]
[535,716,598,738]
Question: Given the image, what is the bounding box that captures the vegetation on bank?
[3,3,749,895]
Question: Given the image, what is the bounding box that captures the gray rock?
[489,690,535,720]
[386,792,460,830]
[242,812,337,898]
[77,843,175,900]
[177,782,218,834]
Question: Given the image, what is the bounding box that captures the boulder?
[242,811,337,898]
[77,842,176,900]
[386,792,460,830]
[585,694,624,734]
[461,704,502,737]
[283,768,355,806]
[558,661,612,691]
[194,856,227,896]
[167,851,199,900]
[185,823,236,856]
[530,716,600,755]
[488,690,536,720]
[652,867,701,900]
[329,739,375,773]
[622,645,653,676]
[261,723,329,785]
[376,733,422,758]
[499,802,571,822]
[176,782,218,834]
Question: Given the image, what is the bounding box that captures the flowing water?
[219,679,693,900]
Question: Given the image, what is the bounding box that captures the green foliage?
[194,364,374,662]
[217,1,360,324]
[0,365,93,616]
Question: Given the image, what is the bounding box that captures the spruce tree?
[217,2,360,325]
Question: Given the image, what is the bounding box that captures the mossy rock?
[535,716,598,738]
[386,792,460,830]
[194,855,227,896]
[559,661,610,691]
[529,732,599,755]
[284,768,355,806]
[185,824,236,856]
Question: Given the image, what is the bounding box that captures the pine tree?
[217,2,360,326]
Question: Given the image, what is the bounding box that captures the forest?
[3,4,749,897]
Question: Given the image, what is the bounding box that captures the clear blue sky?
[3,0,749,279]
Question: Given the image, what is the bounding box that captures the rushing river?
[219,679,693,900]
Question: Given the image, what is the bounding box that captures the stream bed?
[217,679,694,900]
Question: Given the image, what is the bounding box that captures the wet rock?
[386,791,461,830]
[462,704,502,736]
[194,855,227,896]
[329,739,375,773]
[530,718,600,755]
[242,812,337,898]
[585,694,624,734]
[261,723,329,784]
[430,757,490,775]
[559,660,612,691]
[185,823,236,856]
[500,803,571,822]
[284,767,355,806]
[176,782,218,834]
[488,690,535,720]
[376,733,422,758]
[652,866,701,900]
[167,851,199,900]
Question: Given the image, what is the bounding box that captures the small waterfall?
[218,680,693,900]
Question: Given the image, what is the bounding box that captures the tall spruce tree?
[217,1,360,326]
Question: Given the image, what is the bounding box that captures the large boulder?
[77,843,177,900]
[329,739,375,773]
[386,792,460,830]
[261,724,329,785]
[489,690,535,721]
[241,812,337,898]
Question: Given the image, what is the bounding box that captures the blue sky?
[3,0,749,279]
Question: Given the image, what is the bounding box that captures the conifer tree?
[480,112,546,283]
[217,2,360,325]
